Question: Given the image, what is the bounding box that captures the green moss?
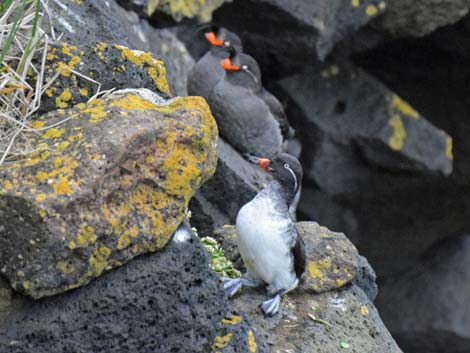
[200,236,240,278]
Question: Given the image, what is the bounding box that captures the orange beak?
[205,32,223,46]
[258,158,271,171]
[221,58,240,71]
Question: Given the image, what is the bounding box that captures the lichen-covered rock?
[148,0,227,22]
[0,224,266,353]
[211,312,268,353]
[0,89,217,298]
[275,59,453,195]
[377,0,470,37]
[35,42,170,115]
[211,0,387,74]
[214,222,364,293]
[230,284,403,353]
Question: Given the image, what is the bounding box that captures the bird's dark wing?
[258,88,293,138]
[292,230,306,279]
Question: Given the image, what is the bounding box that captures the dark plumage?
[187,27,242,100]
[208,49,294,158]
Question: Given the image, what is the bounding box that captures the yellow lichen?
[114,44,170,94]
[389,115,406,151]
[109,93,159,111]
[360,305,369,316]
[79,87,89,96]
[335,278,347,287]
[69,224,97,249]
[54,177,73,195]
[43,127,65,139]
[35,193,46,202]
[23,281,31,290]
[391,94,419,119]
[82,101,107,123]
[56,261,75,274]
[55,88,72,108]
[221,315,242,325]
[3,180,13,190]
[248,330,257,353]
[86,246,112,277]
[446,137,453,160]
[308,258,332,280]
[30,121,45,129]
[212,333,233,350]
[351,0,360,7]
[117,225,139,250]
[366,4,378,16]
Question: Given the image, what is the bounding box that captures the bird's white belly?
[236,197,296,290]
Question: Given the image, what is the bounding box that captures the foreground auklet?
[187,26,242,100]
[208,48,293,158]
[224,153,306,316]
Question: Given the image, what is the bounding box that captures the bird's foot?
[243,153,261,164]
[260,294,281,317]
[223,277,260,298]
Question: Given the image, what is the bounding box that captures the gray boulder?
[212,0,386,74]
[276,59,452,195]
[377,0,470,37]
[376,235,470,353]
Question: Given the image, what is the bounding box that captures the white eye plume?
[224,41,231,46]
[242,65,259,84]
[284,163,298,191]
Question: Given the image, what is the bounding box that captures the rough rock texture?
[211,0,386,75]
[35,42,170,115]
[230,284,402,353]
[118,0,228,22]
[0,89,218,298]
[213,222,398,352]
[189,138,271,236]
[274,60,453,195]
[214,222,376,296]
[377,0,470,37]
[0,224,267,353]
[376,235,470,353]
[46,0,194,98]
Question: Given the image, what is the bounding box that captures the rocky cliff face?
[1,0,468,352]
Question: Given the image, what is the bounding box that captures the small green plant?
[200,236,240,278]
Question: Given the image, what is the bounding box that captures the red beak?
[205,32,223,46]
[258,158,271,171]
[221,58,240,71]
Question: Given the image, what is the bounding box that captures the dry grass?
[0,0,58,165]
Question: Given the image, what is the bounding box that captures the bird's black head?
[258,153,303,196]
[221,50,262,88]
[205,26,243,53]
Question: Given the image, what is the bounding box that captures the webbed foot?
[260,294,281,317]
[223,277,260,298]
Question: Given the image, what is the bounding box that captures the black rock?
[0,226,265,353]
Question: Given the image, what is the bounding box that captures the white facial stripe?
[244,68,259,84]
[285,165,298,191]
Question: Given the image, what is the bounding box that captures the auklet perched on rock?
[208,48,294,158]
[187,26,242,100]
[224,153,306,316]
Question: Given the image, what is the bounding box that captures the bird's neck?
[265,180,295,205]
[210,46,228,58]
[227,72,260,90]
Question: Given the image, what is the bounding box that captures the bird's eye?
[224,41,230,46]
[284,163,290,169]
[242,65,248,70]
